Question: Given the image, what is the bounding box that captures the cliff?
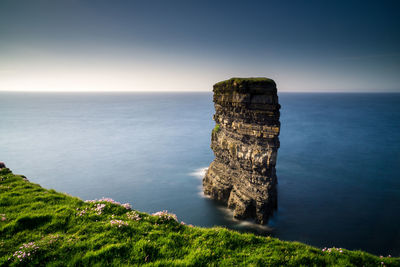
[0,169,397,266]
[203,77,280,224]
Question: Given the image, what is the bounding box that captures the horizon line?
[0,90,399,94]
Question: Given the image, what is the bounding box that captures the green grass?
[212,124,220,134]
[213,77,277,95]
[0,168,398,266]
[214,77,275,86]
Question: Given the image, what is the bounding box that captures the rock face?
[203,78,280,224]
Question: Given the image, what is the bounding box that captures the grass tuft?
[212,123,220,134]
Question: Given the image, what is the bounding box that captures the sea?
[1,92,399,256]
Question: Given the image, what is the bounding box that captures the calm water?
[1,92,399,256]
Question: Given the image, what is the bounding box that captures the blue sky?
[1,0,399,92]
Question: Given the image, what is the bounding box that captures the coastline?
[0,167,398,266]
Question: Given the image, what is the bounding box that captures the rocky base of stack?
[203,78,280,224]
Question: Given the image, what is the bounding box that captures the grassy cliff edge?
[0,168,398,266]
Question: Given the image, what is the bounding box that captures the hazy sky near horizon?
[1,0,399,92]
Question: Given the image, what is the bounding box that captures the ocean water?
[0,92,399,256]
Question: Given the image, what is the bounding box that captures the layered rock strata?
[203,78,280,224]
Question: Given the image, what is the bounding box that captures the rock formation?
[203,78,280,224]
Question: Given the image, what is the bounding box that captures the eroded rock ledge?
[203,77,280,224]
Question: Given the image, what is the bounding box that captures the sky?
[0,0,399,92]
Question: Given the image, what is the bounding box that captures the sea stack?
[203,78,281,224]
